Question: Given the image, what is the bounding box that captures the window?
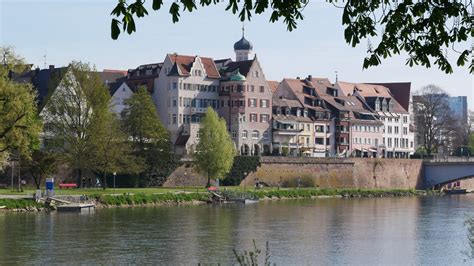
[315,125,324,132]
[250,113,258,122]
[255,71,259,78]
[263,131,269,140]
[260,99,269,108]
[252,130,259,139]
[326,125,330,133]
[403,116,408,123]
[388,126,392,134]
[179,97,182,107]
[315,137,324,145]
[394,126,399,134]
[249,85,255,92]
[395,138,399,148]
[172,114,177,124]
[303,110,308,117]
[248,98,257,107]
[242,130,248,139]
[375,138,378,146]
[259,86,265,93]
[387,138,392,147]
[306,124,310,131]
[173,82,177,90]
[172,97,177,107]
[232,130,237,139]
[260,114,269,123]
[403,127,408,135]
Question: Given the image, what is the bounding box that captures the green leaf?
[111,19,121,40]
[152,0,164,10]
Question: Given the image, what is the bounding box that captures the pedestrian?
[82,177,86,188]
[88,177,92,188]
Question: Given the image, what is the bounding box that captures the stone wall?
[242,157,424,189]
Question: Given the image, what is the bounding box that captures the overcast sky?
[1,0,472,110]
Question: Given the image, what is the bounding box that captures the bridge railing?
[423,156,474,163]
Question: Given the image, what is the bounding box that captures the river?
[0,195,473,265]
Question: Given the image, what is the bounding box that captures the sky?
[1,0,472,110]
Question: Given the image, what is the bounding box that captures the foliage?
[121,86,173,186]
[23,150,57,189]
[194,107,236,187]
[0,199,44,209]
[44,61,112,185]
[233,240,271,266]
[110,1,472,73]
[223,156,260,186]
[452,146,472,157]
[0,47,42,160]
[248,188,422,199]
[470,133,474,153]
[281,175,314,188]
[89,110,144,189]
[98,192,209,206]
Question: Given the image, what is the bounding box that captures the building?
[448,96,468,124]
[126,63,162,93]
[274,77,334,157]
[337,82,414,158]
[217,34,273,155]
[109,81,134,115]
[153,53,221,154]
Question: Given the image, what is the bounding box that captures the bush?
[222,156,260,186]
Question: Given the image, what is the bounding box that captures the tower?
[233,23,253,61]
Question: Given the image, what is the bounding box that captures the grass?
[0,187,209,196]
[0,199,44,209]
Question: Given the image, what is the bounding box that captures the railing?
[423,156,474,163]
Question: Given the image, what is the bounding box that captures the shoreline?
[0,188,444,213]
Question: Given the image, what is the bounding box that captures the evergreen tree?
[122,87,173,186]
[194,107,235,187]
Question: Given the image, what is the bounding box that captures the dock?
[56,203,95,212]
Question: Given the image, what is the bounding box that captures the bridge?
[423,158,474,189]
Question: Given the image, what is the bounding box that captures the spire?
[242,21,245,38]
[335,71,338,83]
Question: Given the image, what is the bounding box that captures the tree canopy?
[121,87,174,186]
[0,47,42,161]
[194,107,235,187]
[110,0,473,74]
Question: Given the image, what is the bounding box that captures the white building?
[153,53,221,154]
[109,81,133,115]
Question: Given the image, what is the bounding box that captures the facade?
[217,39,273,155]
[153,53,221,155]
[337,82,414,158]
[448,96,468,124]
[126,63,162,93]
[274,77,334,157]
[109,81,134,115]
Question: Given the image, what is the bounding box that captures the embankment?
[243,157,424,189]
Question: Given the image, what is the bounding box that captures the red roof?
[168,54,220,79]
[267,80,280,93]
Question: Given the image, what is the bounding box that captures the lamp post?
[113,172,116,195]
[243,171,247,192]
[184,171,187,193]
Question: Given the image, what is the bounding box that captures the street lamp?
[243,171,247,192]
[113,172,117,195]
[184,171,187,193]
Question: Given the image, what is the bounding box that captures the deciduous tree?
[194,107,235,187]
[0,47,42,161]
[121,87,173,186]
[24,150,57,190]
[110,0,472,74]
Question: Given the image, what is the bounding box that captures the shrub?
[222,156,260,186]
[281,175,314,188]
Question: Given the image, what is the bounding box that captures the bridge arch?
[423,161,474,189]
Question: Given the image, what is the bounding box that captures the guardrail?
[423,156,474,163]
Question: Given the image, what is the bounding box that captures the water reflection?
[0,195,472,264]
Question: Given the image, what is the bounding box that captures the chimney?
[307,75,312,81]
[49,65,54,70]
[35,67,40,75]
[296,76,300,80]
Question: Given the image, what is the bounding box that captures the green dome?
[230,71,246,81]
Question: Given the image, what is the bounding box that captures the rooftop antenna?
[335,71,338,83]
[242,21,245,38]
[43,54,47,69]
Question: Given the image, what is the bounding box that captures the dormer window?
[296,109,301,117]
[276,108,281,115]
[303,110,308,117]
[285,108,290,116]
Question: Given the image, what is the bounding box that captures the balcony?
[190,107,207,114]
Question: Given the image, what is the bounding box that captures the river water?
[0,195,473,265]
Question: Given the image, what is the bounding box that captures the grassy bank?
[0,199,44,210]
[95,192,209,206]
[248,188,433,199]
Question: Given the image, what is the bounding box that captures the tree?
[194,107,235,187]
[121,87,173,186]
[0,47,42,162]
[110,1,472,74]
[44,61,111,186]
[88,109,144,189]
[413,85,453,155]
[24,151,57,189]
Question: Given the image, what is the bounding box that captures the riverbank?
[0,188,444,212]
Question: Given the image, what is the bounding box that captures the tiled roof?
[168,54,220,79]
[272,95,303,108]
[280,78,327,112]
[273,114,313,123]
[267,80,280,93]
[369,82,411,112]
